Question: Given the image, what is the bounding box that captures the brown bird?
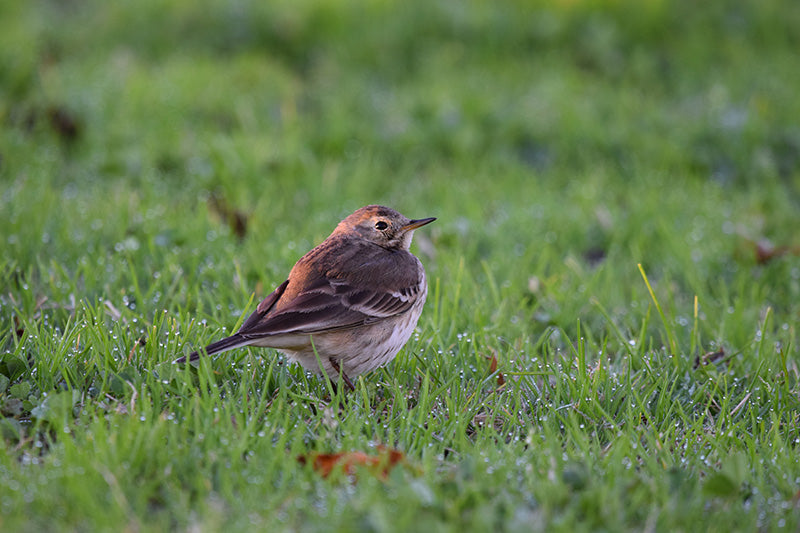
[175,205,435,390]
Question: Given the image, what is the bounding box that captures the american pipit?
[175,205,435,389]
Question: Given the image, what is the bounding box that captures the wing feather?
[235,243,423,340]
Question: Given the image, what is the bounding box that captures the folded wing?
[236,253,422,340]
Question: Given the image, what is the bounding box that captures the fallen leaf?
[753,239,800,265]
[693,348,726,370]
[127,337,146,362]
[47,106,81,142]
[20,104,81,142]
[208,193,248,240]
[582,246,607,267]
[12,316,24,338]
[298,446,405,479]
[486,350,506,388]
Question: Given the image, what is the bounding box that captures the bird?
[174,205,435,390]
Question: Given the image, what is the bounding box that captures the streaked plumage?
[175,205,435,388]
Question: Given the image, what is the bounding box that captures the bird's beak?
[403,217,436,232]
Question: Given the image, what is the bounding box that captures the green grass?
[2,0,800,531]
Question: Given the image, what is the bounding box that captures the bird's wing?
[235,253,423,339]
[237,279,289,332]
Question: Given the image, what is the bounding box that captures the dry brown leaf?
[208,193,248,240]
[487,350,506,388]
[12,316,25,339]
[693,348,726,370]
[297,446,405,479]
[753,239,800,265]
[47,106,81,142]
[127,337,146,362]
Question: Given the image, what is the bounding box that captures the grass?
[2,0,800,530]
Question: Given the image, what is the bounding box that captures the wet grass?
[2,0,800,531]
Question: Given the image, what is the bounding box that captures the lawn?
[2,0,800,531]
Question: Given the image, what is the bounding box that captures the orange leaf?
[752,239,800,265]
[487,350,506,388]
[298,447,405,479]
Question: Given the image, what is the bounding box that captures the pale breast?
[283,270,428,378]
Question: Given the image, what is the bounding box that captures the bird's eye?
[375,220,389,231]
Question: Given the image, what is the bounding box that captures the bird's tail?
[173,334,248,364]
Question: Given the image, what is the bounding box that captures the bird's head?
[335,205,435,251]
